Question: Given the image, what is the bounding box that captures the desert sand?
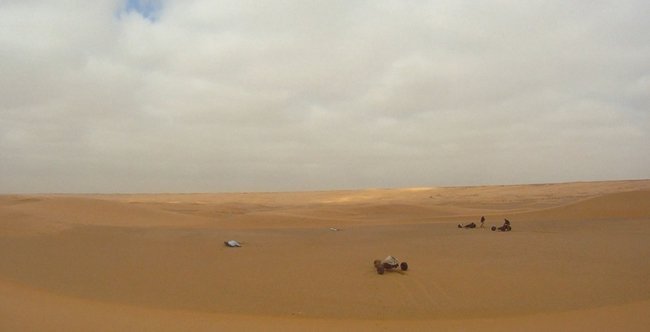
[2,180,650,331]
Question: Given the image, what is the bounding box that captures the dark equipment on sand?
[491,219,512,232]
[458,222,477,229]
[373,256,408,275]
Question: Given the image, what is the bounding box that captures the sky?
[1,0,649,193]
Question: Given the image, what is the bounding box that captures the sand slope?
[2,180,650,331]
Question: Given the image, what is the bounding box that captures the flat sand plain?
[2,180,650,331]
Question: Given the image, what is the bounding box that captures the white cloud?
[1,0,649,193]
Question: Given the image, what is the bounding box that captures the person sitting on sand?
[458,222,477,229]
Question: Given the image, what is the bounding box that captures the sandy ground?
[2,179,650,331]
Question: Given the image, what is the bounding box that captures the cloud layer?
[1,0,649,193]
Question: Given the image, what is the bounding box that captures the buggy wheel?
[377,266,385,275]
[373,259,381,269]
[400,262,408,271]
[491,226,496,231]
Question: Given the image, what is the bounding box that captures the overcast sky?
[1,0,649,193]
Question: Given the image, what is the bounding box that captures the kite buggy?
[491,219,512,232]
[373,256,408,275]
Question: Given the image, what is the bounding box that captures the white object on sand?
[224,240,241,247]
[382,256,399,266]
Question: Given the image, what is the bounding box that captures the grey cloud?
[1,0,649,193]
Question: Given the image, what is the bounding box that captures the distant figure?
[480,216,485,228]
[491,219,512,232]
[458,222,477,229]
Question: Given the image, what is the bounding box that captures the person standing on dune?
[480,216,485,228]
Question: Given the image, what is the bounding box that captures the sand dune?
[514,189,650,221]
[2,180,650,331]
